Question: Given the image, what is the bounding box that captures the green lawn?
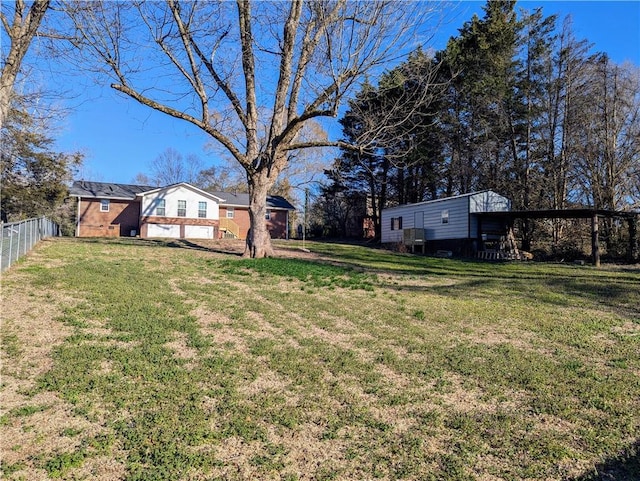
[1,237,639,480]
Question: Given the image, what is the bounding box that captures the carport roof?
[475,208,639,220]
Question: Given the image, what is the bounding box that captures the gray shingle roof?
[70,181,295,210]
[210,191,295,210]
[70,181,156,200]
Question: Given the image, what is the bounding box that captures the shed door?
[414,212,424,229]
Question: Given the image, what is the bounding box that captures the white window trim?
[441,209,449,224]
[177,200,187,217]
[156,199,166,216]
[198,201,207,218]
[100,199,110,212]
[265,209,271,220]
[226,207,235,218]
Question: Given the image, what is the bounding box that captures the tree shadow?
[571,439,640,481]
[384,273,639,320]
[74,237,245,256]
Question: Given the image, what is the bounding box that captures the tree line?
[2,1,638,258]
[317,1,639,256]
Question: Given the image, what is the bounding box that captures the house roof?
[70,181,295,210]
[210,191,295,210]
[69,181,156,200]
[139,183,225,202]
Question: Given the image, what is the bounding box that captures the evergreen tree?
[440,0,521,196]
[0,101,82,224]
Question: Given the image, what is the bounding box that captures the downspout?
[467,195,471,240]
[76,196,81,237]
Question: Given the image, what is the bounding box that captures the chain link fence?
[1,217,60,272]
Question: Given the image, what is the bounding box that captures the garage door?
[147,224,180,238]
[184,225,214,239]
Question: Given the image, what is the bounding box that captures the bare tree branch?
[62,0,439,257]
[1,0,50,129]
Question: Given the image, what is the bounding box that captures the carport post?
[591,214,600,267]
[629,214,639,263]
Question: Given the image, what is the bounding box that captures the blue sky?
[45,1,640,185]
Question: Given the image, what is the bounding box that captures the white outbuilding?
[381,190,511,256]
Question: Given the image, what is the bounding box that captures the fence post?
[8,225,13,267]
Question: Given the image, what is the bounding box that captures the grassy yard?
[1,237,639,480]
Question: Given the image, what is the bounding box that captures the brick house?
[209,191,293,240]
[70,181,295,240]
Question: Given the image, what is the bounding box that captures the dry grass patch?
[166,330,200,360]
[192,306,252,354]
[3,237,638,480]
[1,276,126,480]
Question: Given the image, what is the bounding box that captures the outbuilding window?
[441,210,449,224]
[100,199,110,212]
[390,216,403,230]
[177,200,187,217]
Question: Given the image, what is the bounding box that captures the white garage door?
[184,225,214,239]
[147,224,181,238]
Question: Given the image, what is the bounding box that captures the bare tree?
[63,0,438,257]
[571,56,640,211]
[134,147,205,187]
[0,0,50,130]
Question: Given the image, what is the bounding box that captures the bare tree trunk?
[0,0,50,130]
[243,170,274,258]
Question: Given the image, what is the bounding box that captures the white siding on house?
[140,185,220,219]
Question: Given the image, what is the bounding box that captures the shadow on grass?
[386,273,639,320]
[72,237,639,317]
[572,439,640,481]
[73,236,244,256]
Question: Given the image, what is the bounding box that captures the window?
[100,199,110,212]
[390,216,403,231]
[156,199,166,216]
[177,200,187,217]
[441,209,449,224]
[198,201,207,218]
[226,207,235,218]
[265,209,271,220]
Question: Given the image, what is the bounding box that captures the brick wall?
[269,210,289,239]
[219,207,289,239]
[219,207,251,239]
[78,199,140,237]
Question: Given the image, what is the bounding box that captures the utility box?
[403,228,426,253]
